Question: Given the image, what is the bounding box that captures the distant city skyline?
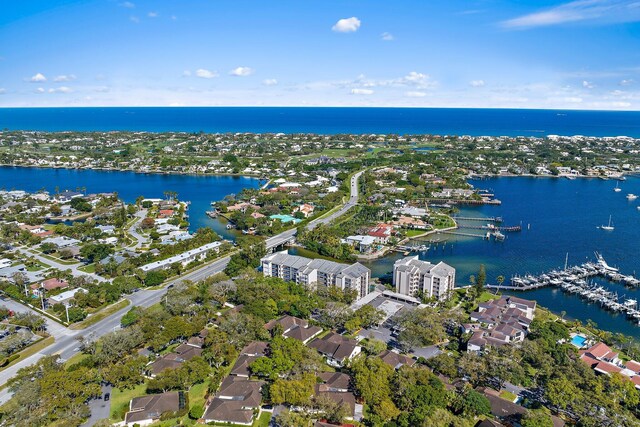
[1,0,640,109]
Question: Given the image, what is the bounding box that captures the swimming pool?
[571,335,587,348]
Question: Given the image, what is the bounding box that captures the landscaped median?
[69,299,130,330]
[0,335,55,372]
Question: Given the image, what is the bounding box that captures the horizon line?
[0,105,639,113]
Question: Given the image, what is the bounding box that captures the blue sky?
[1,0,640,109]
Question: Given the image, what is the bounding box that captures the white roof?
[140,241,222,272]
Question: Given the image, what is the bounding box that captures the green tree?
[521,409,554,427]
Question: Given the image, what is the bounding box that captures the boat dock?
[458,224,522,232]
[453,216,503,223]
[487,254,640,324]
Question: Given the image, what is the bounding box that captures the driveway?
[81,383,112,427]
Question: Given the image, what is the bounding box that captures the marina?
[488,254,640,325]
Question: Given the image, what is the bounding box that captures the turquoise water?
[0,166,260,239]
[3,107,640,137]
[571,335,587,347]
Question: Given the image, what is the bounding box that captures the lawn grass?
[188,381,209,408]
[253,411,272,427]
[499,390,518,402]
[38,252,79,265]
[0,336,55,372]
[64,352,89,368]
[405,229,427,238]
[478,291,501,303]
[78,263,96,273]
[110,383,147,421]
[69,299,130,330]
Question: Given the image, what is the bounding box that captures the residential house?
[466,296,536,354]
[124,391,185,427]
[309,332,361,367]
[202,376,265,426]
[264,315,323,344]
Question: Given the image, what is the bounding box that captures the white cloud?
[470,80,485,87]
[94,86,110,93]
[381,32,394,41]
[406,91,427,97]
[620,79,634,86]
[35,87,45,93]
[195,69,218,79]
[332,17,361,33]
[130,16,140,23]
[48,86,73,93]
[263,79,278,86]
[53,74,76,82]
[29,73,47,82]
[230,67,254,77]
[0,88,5,94]
[148,11,158,18]
[351,88,374,95]
[502,0,640,29]
[120,1,135,8]
[171,15,177,20]
[582,80,595,88]
[182,70,192,77]
[398,71,434,89]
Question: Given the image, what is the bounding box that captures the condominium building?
[261,251,370,299]
[393,256,455,301]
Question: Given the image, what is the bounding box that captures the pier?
[453,216,503,223]
[458,224,522,232]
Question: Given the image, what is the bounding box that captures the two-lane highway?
[0,169,365,404]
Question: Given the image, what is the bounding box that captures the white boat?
[614,182,621,192]
[598,215,614,231]
[627,193,638,201]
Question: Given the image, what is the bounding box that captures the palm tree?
[495,275,505,295]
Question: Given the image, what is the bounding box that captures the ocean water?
[2,107,640,137]
[0,166,261,239]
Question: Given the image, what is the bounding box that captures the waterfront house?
[366,224,394,244]
[342,235,377,254]
[467,296,535,354]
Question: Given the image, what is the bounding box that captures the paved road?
[81,383,112,427]
[127,209,149,249]
[0,255,233,405]
[0,170,365,405]
[14,246,106,283]
[308,170,363,230]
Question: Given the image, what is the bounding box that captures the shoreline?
[0,164,263,181]
[2,164,637,183]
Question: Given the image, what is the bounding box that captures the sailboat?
[614,182,621,192]
[627,193,638,201]
[599,215,614,231]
